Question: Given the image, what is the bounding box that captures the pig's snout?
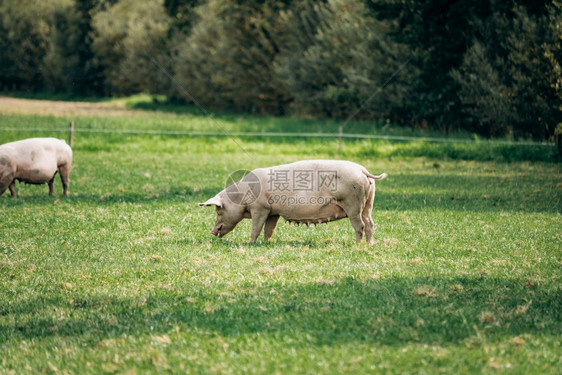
[211,224,223,237]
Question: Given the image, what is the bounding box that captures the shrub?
[90,0,172,95]
[0,0,62,91]
[451,5,562,139]
[274,0,414,121]
[171,0,288,114]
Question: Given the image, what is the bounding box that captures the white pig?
[200,160,387,244]
[0,137,73,197]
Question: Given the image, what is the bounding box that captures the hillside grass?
[0,98,561,374]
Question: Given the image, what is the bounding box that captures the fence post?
[69,121,74,148]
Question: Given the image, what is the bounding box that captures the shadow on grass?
[2,171,559,214]
[176,236,338,249]
[0,186,218,206]
[0,91,111,103]
[375,172,561,214]
[1,276,559,346]
[1,193,557,215]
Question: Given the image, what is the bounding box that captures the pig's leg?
[249,210,269,242]
[0,172,15,197]
[8,181,17,198]
[349,215,365,243]
[264,215,280,241]
[58,164,70,196]
[362,182,376,245]
[0,180,8,197]
[48,176,55,196]
[340,198,367,243]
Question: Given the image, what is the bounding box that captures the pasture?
[0,97,560,374]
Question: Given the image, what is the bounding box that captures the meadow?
[0,97,560,374]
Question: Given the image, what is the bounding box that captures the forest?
[1,0,560,140]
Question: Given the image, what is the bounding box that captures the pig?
[0,137,73,197]
[199,160,387,244]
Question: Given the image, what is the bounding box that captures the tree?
[367,0,489,133]
[90,0,172,95]
[0,0,63,91]
[0,0,107,95]
[452,4,562,139]
[163,0,201,31]
[171,0,288,113]
[273,0,414,121]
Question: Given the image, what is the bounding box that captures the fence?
[0,125,553,148]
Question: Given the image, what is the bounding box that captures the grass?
[0,97,561,374]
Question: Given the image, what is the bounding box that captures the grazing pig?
[200,160,387,244]
[0,137,73,197]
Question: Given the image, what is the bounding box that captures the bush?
[171,0,288,114]
[273,0,415,121]
[90,0,172,95]
[451,5,562,139]
[0,0,62,91]
[0,0,559,141]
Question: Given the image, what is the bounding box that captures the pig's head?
[199,193,246,238]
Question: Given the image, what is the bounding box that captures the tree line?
[1,0,560,140]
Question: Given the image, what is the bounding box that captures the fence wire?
[0,126,553,147]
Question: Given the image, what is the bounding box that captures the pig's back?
[5,138,67,181]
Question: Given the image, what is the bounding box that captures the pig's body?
[0,138,73,197]
[200,160,387,244]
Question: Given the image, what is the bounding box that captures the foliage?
[367,0,487,133]
[90,0,172,95]
[42,0,102,95]
[163,0,202,31]
[452,4,562,139]
[0,0,68,91]
[0,0,561,140]
[273,0,415,120]
[370,0,562,138]
[171,0,289,113]
[0,0,104,95]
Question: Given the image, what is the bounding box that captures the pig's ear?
[198,196,223,207]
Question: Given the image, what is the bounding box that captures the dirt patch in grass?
[0,96,148,117]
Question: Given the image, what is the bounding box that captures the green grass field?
[0,98,560,374]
